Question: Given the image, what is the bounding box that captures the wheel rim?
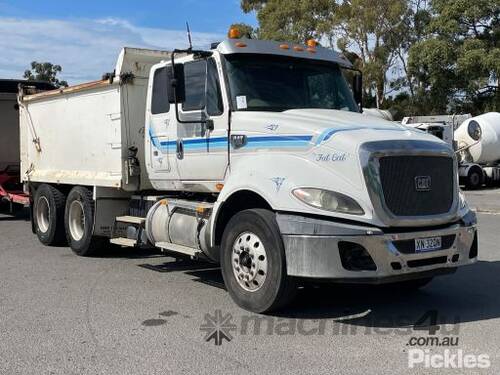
[231,231,268,292]
[68,200,85,241]
[36,196,50,233]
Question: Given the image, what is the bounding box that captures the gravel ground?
[0,190,499,375]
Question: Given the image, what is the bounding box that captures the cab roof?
[216,38,353,68]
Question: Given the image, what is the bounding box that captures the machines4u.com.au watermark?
[199,309,491,369]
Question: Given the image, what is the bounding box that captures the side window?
[182,60,207,111]
[206,58,223,116]
[151,67,169,114]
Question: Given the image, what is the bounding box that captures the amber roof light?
[306,39,318,48]
[228,27,241,39]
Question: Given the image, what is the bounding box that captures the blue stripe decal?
[247,135,312,142]
[149,127,161,148]
[315,126,405,145]
[150,133,313,152]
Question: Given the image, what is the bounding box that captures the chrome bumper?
[277,212,477,281]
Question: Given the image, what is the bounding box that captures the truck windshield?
[224,54,358,112]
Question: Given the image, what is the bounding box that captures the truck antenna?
[186,21,193,51]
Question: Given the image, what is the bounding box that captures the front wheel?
[220,209,296,313]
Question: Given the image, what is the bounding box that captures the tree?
[333,0,412,108]
[240,0,499,114]
[408,0,500,113]
[23,61,68,88]
[241,0,336,43]
[241,0,411,108]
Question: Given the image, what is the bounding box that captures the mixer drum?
[455,112,500,164]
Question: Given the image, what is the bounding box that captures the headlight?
[467,120,482,141]
[292,188,364,215]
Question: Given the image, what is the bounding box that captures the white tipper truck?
[19,34,478,313]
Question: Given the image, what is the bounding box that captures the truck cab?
[140,35,478,311]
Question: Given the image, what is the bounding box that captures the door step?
[115,215,146,225]
[155,241,201,257]
[110,237,138,247]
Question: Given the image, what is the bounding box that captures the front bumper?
[277,212,477,282]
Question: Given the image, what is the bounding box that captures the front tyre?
[220,209,296,313]
[64,186,106,256]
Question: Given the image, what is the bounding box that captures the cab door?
[149,66,171,171]
[174,58,228,182]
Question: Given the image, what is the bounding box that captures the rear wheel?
[220,209,296,313]
[465,167,483,190]
[64,186,106,256]
[33,184,66,245]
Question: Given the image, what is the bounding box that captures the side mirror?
[352,73,363,110]
[168,63,185,104]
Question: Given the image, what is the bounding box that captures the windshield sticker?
[236,95,247,109]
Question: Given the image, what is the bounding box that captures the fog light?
[391,262,402,270]
[339,242,377,271]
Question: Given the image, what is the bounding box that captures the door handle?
[176,139,184,159]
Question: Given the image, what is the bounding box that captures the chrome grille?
[378,156,454,216]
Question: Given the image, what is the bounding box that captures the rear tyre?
[465,167,483,190]
[33,184,67,245]
[64,186,107,256]
[220,209,296,313]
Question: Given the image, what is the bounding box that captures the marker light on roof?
[279,44,290,50]
[306,39,318,48]
[235,42,247,48]
[228,27,241,39]
[293,46,304,52]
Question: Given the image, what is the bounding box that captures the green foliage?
[23,61,68,88]
[408,0,500,114]
[334,0,412,107]
[240,0,499,114]
[241,0,336,43]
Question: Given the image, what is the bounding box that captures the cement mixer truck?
[403,112,500,189]
[455,112,500,189]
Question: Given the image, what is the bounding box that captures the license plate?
[415,236,442,253]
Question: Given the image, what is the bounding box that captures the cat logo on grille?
[415,176,431,191]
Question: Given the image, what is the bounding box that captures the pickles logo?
[200,310,237,346]
[408,349,490,369]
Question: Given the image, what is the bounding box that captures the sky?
[0,0,257,83]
